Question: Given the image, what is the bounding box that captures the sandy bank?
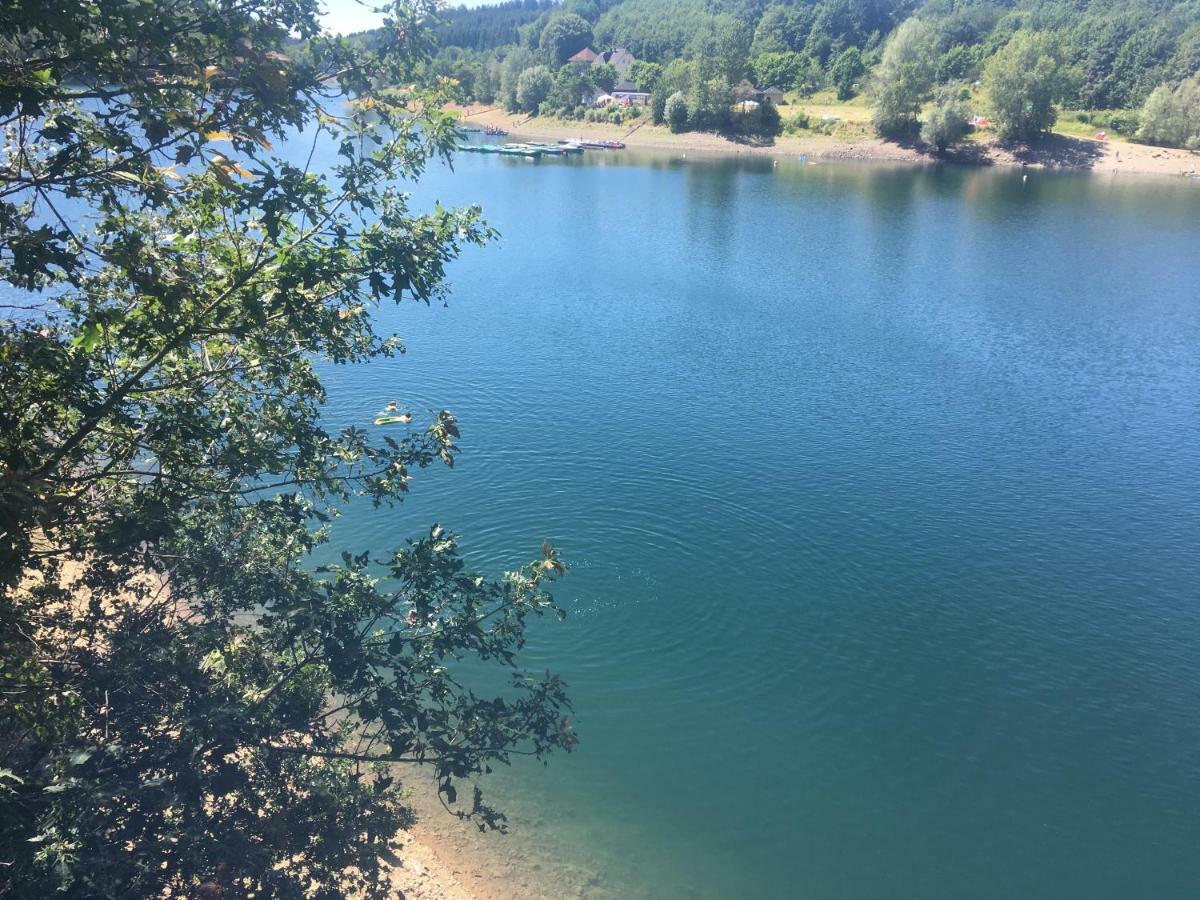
[386,772,612,900]
[455,105,1200,180]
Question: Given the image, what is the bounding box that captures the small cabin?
[758,86,786,105]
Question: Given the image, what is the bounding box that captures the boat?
[577,139,625,150]
[497,144,541,157]
[522,143,567,155]
[552,141,585,153]
[484,126,508,136]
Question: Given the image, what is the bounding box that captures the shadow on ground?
[898,132,1106,170]
[1002,133,1106,168]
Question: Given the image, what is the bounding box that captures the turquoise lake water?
[316,146,1200,898]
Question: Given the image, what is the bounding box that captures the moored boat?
[497,144,541,157]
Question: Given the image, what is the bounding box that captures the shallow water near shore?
[316,145,1200,898]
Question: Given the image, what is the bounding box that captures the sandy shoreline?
[386,771,610,900]
[455,104,1200,180]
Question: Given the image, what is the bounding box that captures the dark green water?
[319,148,1200,898]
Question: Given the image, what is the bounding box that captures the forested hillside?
[402,0,1200,147]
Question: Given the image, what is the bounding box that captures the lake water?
[318,145,1200,898]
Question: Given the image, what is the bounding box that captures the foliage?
[690,14,753,85]
[1136,74,1200,149]
[591,62,619,93]
[935,43,981,84]
[433,0,556,52]
[630,60,665,92]
[921,86,972,150]
[499,46,540,110]
[689,76,735,131]
[516,64,555,112]
[871,18,939,137]
[733,97,783,138]
[665,90,690,131]
[546,63,613,110]
[651,89,668,123]
[985,31,1071,140]
[539,13,594,65]
[594,0,711,62]
[0,0,576,895]
[752,51,807,92]
[831,47,866,100]
[661,58,698,97]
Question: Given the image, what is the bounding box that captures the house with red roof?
[568,47,599,65]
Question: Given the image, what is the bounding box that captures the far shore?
[453,104,1200,180]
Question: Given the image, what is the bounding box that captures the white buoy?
[1023,173,1028,182]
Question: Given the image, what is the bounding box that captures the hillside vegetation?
[378,0,1200,149]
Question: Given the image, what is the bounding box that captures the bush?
[784,110,810,132]
[1136,76,1200,149]
[665,91,689,132]
[921,87,971,151]
[831,48,865,101]
[516,64,553,113]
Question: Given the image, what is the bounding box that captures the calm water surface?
[318,146,1200,898]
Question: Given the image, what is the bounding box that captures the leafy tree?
[539,13,594,65]
[516,64,555,111]
[871,18,939,137]
[661,57,698,98]
[500,46,539,109]
[548,65,594,111]
[921,86,972,151]
[630,59,664,92]
[748,5,796,55]
[830,46,865,100]
[590,62,619,93]
[690,75,735,131]
[1137,74,1200,149]
[985,32,1070,141]
[691,14,753,85]
[652,90,669,123]
[935,43,981,84]
[752,51,805,92]
[563,0,601,21]
[0,0,576,896]
[666,90,690,131]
